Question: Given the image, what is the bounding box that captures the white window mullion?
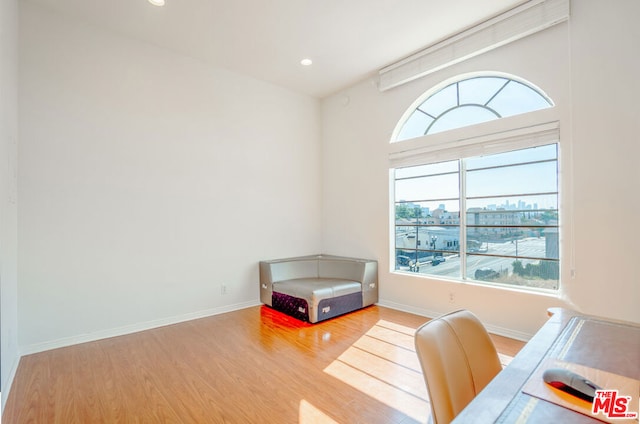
[459,159,468,280]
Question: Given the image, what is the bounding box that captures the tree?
[540,210,558,224]
[512,260,525,276]
[512,259,559,280]
[396,204,411,219]
[395,204,423,221]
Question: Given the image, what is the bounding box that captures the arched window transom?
[395,76,553,142]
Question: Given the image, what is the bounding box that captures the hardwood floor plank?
[4,354,52,423]
[101,333,186,423]
[335,346,428,400]
[69,344,106,422]
[153,321,295,423]
[353,335,422,373]
[2,305,526,424]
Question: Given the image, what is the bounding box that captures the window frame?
[389,73,562,293]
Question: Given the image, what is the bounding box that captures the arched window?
[394,76,553,142]
[391,74,560,291]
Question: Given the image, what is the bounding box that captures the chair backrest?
[414,310,502,424]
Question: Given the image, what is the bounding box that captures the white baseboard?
[20,300,261,356]
[1,353,21,413]
[376,299,442,320]
[19,298,532,357]
[376,300,532,341]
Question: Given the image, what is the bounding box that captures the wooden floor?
[2,305,525,424]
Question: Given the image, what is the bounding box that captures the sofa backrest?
[318,259,364,281]
[269,259,318,282]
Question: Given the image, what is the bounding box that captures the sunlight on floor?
[323,320,430,423]
[498,352,515,367]
[299,400,340,424]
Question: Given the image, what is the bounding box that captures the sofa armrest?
[259,261,275,306]
[361,260,378,306]
[259,256,320,306]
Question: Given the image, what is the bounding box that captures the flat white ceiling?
[26,0,525,98]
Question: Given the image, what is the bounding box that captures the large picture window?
[391,74,559,291]
[394,144,559,290]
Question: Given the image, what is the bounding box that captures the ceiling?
[27,0,525,98]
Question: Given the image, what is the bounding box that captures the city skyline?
[397,198,556,218]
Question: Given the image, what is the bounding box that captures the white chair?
[415,310,502,424]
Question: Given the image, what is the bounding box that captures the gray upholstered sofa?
[259,254,378,323]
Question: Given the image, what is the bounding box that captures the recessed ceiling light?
[148,0,165,6]
[300,58,313,66]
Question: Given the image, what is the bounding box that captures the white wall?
[18,2,322,352]
[14,0,640,359]
[567,0,640,321]
[0,0,20,410]
[321,0,640,338]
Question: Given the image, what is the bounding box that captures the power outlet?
[448,292,455,304]
[221,285,228,295]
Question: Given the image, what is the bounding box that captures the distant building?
[396,207,555,259]
[466,208,522,241]
[396,226,459,256]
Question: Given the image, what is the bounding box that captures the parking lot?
[397,237,558,289]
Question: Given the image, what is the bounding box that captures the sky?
[395,144,558,213]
